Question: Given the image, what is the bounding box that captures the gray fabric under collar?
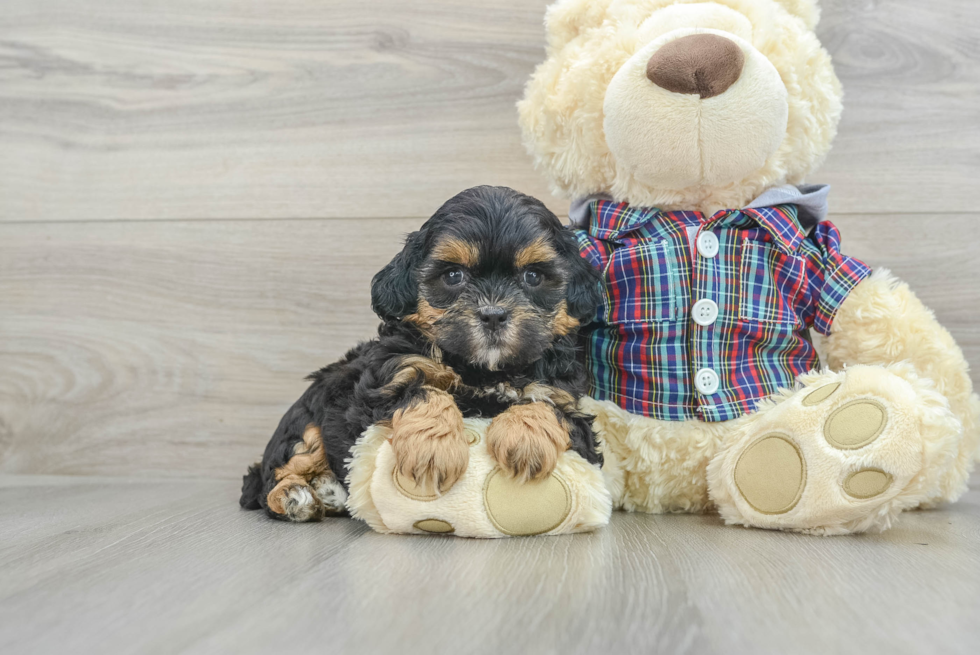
[567,184,830,231]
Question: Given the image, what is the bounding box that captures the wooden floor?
[1,473,978,655]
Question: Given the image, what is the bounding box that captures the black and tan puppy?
[240,186,603,522]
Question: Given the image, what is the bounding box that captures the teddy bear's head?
[518,0,841,213]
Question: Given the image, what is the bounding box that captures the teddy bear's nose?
[646,33,745,99]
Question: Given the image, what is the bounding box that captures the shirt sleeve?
[799,221,872,336]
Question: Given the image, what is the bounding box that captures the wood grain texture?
[819,0,980,211]
[0,214,977,478]
[0,218,409,477]
[0,0,556,221]
[1,473,978,654]
[1,0,979,221]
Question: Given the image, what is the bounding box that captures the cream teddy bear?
[342,0,977,537]
[513,0,979,534]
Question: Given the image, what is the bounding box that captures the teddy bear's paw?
[733,398,892,515]
[346,419,612,538]
[710,365,957,534]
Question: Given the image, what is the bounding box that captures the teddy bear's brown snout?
[645,33,744,99]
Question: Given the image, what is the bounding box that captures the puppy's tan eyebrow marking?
[432,238,479,267]
[515,237,558,268]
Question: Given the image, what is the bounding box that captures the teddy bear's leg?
[344,419,612,537]
[707,365,962,534]
[823,269,980,504]
[580,396,730,514]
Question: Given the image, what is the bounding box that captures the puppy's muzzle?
[478,305,509,331]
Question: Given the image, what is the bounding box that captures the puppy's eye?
[443,268,465,287]
[523,270,543,287]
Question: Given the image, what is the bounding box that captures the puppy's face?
[412,225,575,370]
[371,186,602,370]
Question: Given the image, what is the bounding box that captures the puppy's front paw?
[487,402,571,483]
[390,389,469,495]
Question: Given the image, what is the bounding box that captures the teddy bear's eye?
[443,268,465,287]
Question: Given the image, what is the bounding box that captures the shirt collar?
[580,200,806,253]
[744,183,829,230]
[732,205,806,253]
[571,184,827,254]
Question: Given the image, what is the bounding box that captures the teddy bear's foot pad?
[483,468,572,536]
[824,398,888,449]
[711,366,942,534]
[413,518,455,534]
[733,434,805,515]
[345,418,609,538]
[842,468,893,499]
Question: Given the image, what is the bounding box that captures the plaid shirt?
[575,199,871,422]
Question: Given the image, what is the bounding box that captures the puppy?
[240,186,604,522]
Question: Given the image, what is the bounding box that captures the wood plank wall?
[2,0,978,478]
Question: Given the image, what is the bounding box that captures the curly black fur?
[241,186,604,520]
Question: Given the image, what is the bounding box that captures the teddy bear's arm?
[824,268,980,496]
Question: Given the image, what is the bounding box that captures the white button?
[697,231,719,258]
[691,299,719,326]
[695,368,720,395]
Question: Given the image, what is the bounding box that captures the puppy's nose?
[478,306,509,331]
[646,33,744,99]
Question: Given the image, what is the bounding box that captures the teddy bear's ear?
[543,0,615,52]
[772,0,821,29]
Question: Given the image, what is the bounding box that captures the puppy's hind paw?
[310,474,349,515]
[267,480,325,522]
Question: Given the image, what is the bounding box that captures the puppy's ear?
[556,229,603,322]
[371,230,426,321]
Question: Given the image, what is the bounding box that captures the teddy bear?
[342,0,978,537]
[513,0,980,534]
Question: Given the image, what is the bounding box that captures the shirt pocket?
[739,240,805,326]
[600,239,676,324]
